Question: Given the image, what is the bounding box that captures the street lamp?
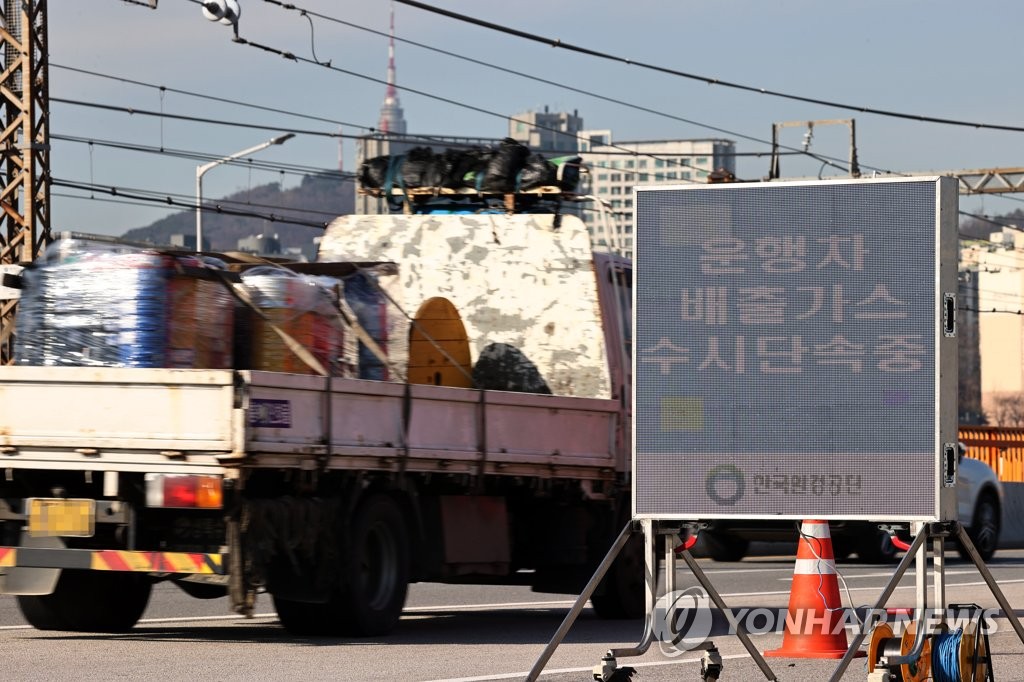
[195,133,295,252]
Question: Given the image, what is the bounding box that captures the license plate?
[26,498,96,538]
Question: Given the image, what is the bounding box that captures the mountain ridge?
[121,172,355,253]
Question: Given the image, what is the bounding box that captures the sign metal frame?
[631,176,958,522]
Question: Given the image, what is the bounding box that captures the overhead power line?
[55,186,343,222]
[53,133,354,179]
[265,0,899,178]
[227,34,738,180]
[53,62,372,131]
[52,63,506,150]
[263,0,876,175]
[394,0,1024,134]
[52,178,330,229]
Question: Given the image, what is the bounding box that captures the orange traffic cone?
[764,520,865,659]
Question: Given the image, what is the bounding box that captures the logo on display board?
[705,464,745,505]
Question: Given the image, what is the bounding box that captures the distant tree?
[990,394,1024,427]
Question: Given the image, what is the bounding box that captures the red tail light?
[145,474,223,509]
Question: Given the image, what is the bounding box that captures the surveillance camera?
[202,0,240,25]
[201,0,226,21]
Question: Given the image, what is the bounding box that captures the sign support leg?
[828,529,927,682]
[675,542,778,680]
[955,522,1024,646]
[525,521,634,682]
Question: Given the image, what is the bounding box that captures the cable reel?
[866,617,993,682]
[867,621,930,682]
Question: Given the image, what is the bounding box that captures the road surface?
[2,549,1023,680]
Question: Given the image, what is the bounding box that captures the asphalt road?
[3,549,1024,681]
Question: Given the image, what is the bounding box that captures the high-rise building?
[377,3,406,137]
[960,227,1024,424]
[508,107,584,154]
[357,3,415,215]
[578,133,736,257]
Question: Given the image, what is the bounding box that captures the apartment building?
[578,132,736,257]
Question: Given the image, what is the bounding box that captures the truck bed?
[0,367,621,480]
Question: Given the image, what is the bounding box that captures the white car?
[956,446,1003,562]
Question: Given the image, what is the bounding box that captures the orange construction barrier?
[765,519,864,659]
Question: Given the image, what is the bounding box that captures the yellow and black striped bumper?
[0,546,224,574]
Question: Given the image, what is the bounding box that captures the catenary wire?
[50,96,719,190]
[51,63,505,150]
[394,0,1024,134]
[52,178,330,229]
[262,0,886,176]
[53,133,354,179]
[225,33,739,180]
[54,176,345,220]
[51,191,326,229]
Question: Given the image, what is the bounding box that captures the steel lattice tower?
[0,0,51,364]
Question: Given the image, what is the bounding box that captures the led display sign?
[633,177,957,520]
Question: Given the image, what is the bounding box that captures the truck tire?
[591,530,644,619]
[958,491,1000,563]
[831,538,854,561]
[855,530,897,563]
[335,494,411,636]
[273,494,411,637]
[272,595,339,636]
[703,532,749,562]
[16,569,151,632]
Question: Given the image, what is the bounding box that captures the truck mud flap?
[0,546,225,574]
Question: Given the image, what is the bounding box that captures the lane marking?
[701,567,795,575]
[0,600,580,631]
[707,578,1024,599]
[406,600,575,612]
[3,577,1023,631]
[779,569,977,581]
[422,653,753,682]
[0,606,280,630]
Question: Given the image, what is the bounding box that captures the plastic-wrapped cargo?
[13,241,235,368]
[342,269,393,381]
[166,256,235,368]
[240,267,353,377]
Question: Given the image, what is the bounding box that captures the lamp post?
[195,133,295,252]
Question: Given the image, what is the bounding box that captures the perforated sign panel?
[633,177,957,520]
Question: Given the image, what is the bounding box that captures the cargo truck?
[0,209,641,635]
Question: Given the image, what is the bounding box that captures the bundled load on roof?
[10,238,403,379]
[13,240,237,369]
[358,138,583,195]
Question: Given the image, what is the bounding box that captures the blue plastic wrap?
[13,241,234,368]
[342,270,391,381]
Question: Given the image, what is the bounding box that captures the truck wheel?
[856,531,897,563]
[336,494,411,636]
[958,492,1000,563]
[591,531,644,619]
[832,538,853,561]
[272,595,338,636]
[17,569,151,632]
[273,495,411,638]
[703,532,749,562]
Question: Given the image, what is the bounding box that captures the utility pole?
[769,118,860,180]
[0,0,51,364]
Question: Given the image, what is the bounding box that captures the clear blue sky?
[47,0,1024,236]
